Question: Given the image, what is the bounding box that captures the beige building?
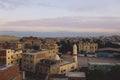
[0,49,22,66]
[37,58,77,74]
[40,41,58,50]
[21,49,57,73]
[78,42,98,53]
[36,44,78,74]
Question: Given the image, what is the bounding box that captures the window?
[11,61,13,64]
[71,66,74,70]
[11,56,13,59]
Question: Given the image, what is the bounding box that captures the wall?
[0,65,21,80]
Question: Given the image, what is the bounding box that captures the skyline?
[0,0,120,35]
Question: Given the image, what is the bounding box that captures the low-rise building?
[79,42,98,53]
[21,36,41,45]
[37,59,77,74]
[88,62,120,71]
[0,64,21,80]
[48,72,86,80]
[22,49,57,73]
[0,49,22,66]
[36,44,78,74]
[78,42,98,57]
[0,41,23,50]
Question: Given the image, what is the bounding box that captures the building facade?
[0,64,21,80]
[22,49,57,73]
[78,42,98,53]
[37,59,77,74]
[36,44,78,74]
[78,42,98,57]
[0,49,22,66]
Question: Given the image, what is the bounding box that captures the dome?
[55,54,60,61]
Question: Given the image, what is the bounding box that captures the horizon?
[0,0,120,36]
[0,31,119,38]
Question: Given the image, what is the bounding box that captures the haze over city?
[0,0,120,37]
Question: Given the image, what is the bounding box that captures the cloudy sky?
[0,0,120,34]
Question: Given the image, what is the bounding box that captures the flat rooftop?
[0,64,13,71]
[58,61,71,66]
[88,62,120,65]
[66,72,85,77]
[98,48,120,52]
[62,55,120,67]
[23,50,49,55]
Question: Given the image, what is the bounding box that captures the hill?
[0,35,20,41]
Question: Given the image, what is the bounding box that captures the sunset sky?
[0,0,120,35]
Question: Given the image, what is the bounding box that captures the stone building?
[0,49,22,66]
[37,58,77,74]
[0,64,21,80]
[21,49,57,73]
[20,36,41,50]
[36,44,78,74]
[78,42,98,53]
[40,38,58,51]
[21,36,41,45]
[0,41,23,50]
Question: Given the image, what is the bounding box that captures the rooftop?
[89,62,120,65]
[0,64,13,71]
[58,61,71,66]
[66,72,86,77]
[98,48,120,52]
[23,50,49,55]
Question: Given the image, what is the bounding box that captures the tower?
[73,44,78,63]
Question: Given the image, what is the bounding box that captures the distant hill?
[0,35,20,41]
[0,31,120,38]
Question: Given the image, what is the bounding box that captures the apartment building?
[78,42,98,53]
[22,49,56,73]
[0,49,22,66]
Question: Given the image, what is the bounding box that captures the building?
[20,36,41,50]
[78,42,98,57]
[0,64,21,80]
[0,49,22,66]
[48,72,86,80]
[21,36,41,45]
[40,43,59,53]
[37,58,77,74]
[88,62,120,71]
[36,44,78,74]
[22,49,57,73]
[0,41,23,50]
[40,38,58,51]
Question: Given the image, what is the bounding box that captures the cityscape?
[0,0,120,80]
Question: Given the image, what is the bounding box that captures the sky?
[0,0,120,35]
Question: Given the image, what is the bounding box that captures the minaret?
[73,44,78,63]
